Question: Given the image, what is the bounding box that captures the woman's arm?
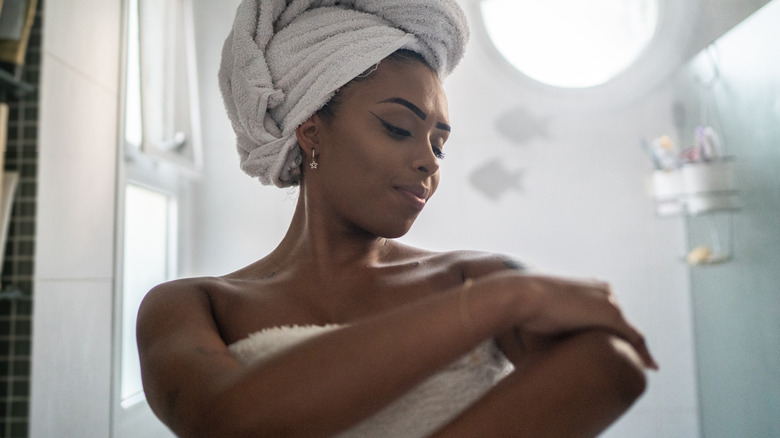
[433,331,647,438]
[444,252,653,437]
[460,252,655,370]
[137,275,515,438]
[137,271,654,438]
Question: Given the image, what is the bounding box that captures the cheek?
[430,172,440,195]
[322,132,390,199]
[335,131,397,176]
[337,141,384,177]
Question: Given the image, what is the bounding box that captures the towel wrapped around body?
[218,0,469,187]
[229,325,512,437]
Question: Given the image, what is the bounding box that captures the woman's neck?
[270,189,395,274]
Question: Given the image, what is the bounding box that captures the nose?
[413,141,440,176]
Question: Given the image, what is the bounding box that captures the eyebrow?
[378,97,451,132]
[436,122,451,132]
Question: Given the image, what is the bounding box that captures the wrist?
[469,273,534,335]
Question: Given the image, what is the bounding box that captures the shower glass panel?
[674,1,780,436]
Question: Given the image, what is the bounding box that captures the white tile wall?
[40,0,121,94]
[31,0,122,437]
[29,280,113,438]
[35,54,119,281]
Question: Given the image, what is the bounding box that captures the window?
[480,0,659,88]
[126,0,202,171]
[120,184,177,407]
[116,0,199,419]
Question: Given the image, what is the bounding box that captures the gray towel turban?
[218,0,470,187]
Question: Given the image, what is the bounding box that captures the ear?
[295,114,323,157]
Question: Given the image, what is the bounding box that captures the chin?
[383,229,411,239]
[371,219,416,239]
[373,226,411,239]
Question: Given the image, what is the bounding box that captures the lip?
[395,185,429,210]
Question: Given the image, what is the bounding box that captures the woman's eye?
[372,114,411,139]
[371,113,444,159]
[383,121,411,138]
[385,123,412,137]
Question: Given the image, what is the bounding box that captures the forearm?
[432,331,648,438]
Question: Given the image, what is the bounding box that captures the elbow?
[617,349,648,405]
[552,331,648,409]
[592,333,648,406]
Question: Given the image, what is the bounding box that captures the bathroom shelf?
[680,252,732,266]
[650,157,739,217]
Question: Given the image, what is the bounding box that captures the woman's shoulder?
[140,275,262,318]
[393,243,532,277]
[443,250,531,278]
[145,275,235,297]
[138,275,286,343]
[443,250,529,268]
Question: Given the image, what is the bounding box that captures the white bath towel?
[219,0,469,187]
[229,325,512,437]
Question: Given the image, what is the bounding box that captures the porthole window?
[480,0,660,88]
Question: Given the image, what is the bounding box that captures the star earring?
[310,149,318,169]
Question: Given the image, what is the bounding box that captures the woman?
[137,1,658,437]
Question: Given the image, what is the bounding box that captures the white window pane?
[121,184,176,404]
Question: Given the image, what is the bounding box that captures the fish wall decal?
[469,159,525,201]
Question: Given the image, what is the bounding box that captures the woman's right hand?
[481,272,658,370]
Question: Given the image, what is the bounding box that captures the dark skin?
[137,59,657,438]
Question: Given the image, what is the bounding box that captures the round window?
[480,0,660,88]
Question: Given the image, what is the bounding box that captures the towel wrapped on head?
[219,0,470,187]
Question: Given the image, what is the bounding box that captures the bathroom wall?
[30,0,122,436]
[674,1,780,436]
[187,0,299,277]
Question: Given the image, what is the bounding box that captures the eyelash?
[377,117,411,138]
[375,115,446,160]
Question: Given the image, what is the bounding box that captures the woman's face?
[309,59,450,238]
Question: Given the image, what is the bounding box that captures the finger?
[587,287,657,368]
[633,335,660,371]
[591,300,657,369]
[570,279,659,370]
[617,326,659,371]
